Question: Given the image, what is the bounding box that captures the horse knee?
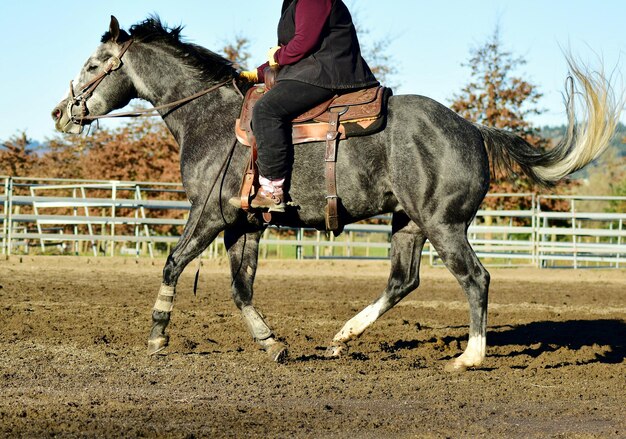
[231,289,251,310]
[480,269,490,290]
[162,254,181,285]
[230,269,255,310]
[406,276,421,293]
[387,276,420,304]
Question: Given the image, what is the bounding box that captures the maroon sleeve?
[256,61,270,83]
[274,0,332,66]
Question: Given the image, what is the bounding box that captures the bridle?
[64,36,246,252]
[65,38,238,130]
[66,39,133,128]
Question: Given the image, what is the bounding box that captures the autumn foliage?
[1,119,180,183]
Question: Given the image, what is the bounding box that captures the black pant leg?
[252,80,335,180]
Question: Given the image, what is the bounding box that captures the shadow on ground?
[487,319,626,364]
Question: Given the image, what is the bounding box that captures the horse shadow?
[291,319,625,366]
[484,319,626,365]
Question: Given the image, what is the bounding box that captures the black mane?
[102,16,235,82]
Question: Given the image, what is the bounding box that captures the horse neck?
[124,42,240,142]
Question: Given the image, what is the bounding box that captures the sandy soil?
[1,256,625,438]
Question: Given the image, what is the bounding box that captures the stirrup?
[250,192,285,212]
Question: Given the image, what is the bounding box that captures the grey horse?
[52,17,621,371]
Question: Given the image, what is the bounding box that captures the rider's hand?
[268,46,281,67]
[239,70,259,83]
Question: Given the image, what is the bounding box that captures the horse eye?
[87,64,98,72]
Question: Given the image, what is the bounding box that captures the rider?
[237,0,378,212]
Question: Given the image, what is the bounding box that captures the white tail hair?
[532,55,623,181]
[477,55,624,187]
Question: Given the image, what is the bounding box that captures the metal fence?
[1,176,624,268]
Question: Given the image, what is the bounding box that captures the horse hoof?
[444,362,467,373]
[444,358,469,373]
[147,335,169,356]
[325,341,348,358]
[266,341,288,363]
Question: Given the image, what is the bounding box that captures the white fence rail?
[1,177,624,268]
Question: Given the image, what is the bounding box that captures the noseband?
[66,38,238,131]
[67,39,134,127]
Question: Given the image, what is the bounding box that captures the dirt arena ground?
[1,256,624,438]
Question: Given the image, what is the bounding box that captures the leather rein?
[66,38,237,128]
[64,37,247,254]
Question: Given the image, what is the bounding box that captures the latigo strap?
[325,107,347,232]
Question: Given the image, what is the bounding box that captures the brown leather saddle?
[235,82,390,232]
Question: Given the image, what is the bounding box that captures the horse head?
[51,16,137,134]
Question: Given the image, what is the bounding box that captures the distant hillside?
[540,123,626,159]
[540,123,625,180]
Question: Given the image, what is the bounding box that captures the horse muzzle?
[51,99,86,134]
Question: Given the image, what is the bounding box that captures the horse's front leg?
[148,207,221,355]
[225,227,288,363]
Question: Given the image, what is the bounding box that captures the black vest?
[276,0,379,90]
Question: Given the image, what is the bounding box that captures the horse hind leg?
[427,224,490,372]
[225,227,288,363]
[326,213,426,357]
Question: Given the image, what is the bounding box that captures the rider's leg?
[251,80,335,210]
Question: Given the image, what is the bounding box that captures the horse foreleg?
[225,227,288,363]
[148,209,220,355]
[326,215,426,357]
[427,225,490,372]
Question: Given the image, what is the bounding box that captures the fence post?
[6,177,13,256]
[135,184,154,258]
[533,194,539,268]
[110,182,117,257]
[29,185,46,253]
[617,218,623,269]
[315,231,320,260]
[296,228,303,260]
[571,198,577,269]
[80,186,98,257]
[2,178,7,255]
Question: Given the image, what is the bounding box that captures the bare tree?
[349,2,398,87]
[221,35,252,70]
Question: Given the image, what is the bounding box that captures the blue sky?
[0,0,624,141]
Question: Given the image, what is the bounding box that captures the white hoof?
[325,341,348,358]
[445,335,485,372]
[444,357,471,373]
[147,335,169,356]
[267,341,289,363]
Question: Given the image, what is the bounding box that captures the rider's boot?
[250,176,286,212]
[229,176,286,212]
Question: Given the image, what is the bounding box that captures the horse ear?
[109,15,120,42]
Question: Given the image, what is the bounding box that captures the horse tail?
[474,56,623,187]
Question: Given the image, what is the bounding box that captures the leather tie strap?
[240,138,257,211]
[239,92,260,212]
[325,107,346,232]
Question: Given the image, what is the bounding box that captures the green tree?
[450,28,575,211]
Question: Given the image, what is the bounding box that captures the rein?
[66,37,244,259]
[76,78,235,122]
[67,38,237,126]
